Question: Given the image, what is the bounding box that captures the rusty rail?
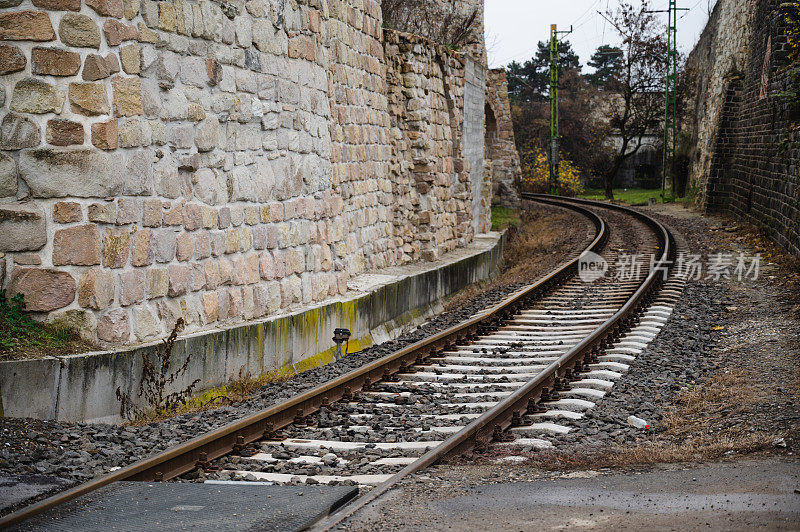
[0,196,606,529]
[312,195,674,530]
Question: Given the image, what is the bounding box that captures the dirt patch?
[445,202,593,312]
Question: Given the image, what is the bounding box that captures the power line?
[571,0,603,29]
[493,0,604,67]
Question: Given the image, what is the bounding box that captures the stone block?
[59,14,101,48]
[87,202,116,223]
[19,148,125,198]
[218,207,231,228]
[46,119,84,146]
[195,117,219,152]
[203,260,220,289]
[0,153,18,197]
[69,82,110,115]
[0,44,26,74]
[97,309,129,343]
[123,148,155,195]
[183,203,203,231]
[228,286,243,317]
[82,53,120,81]
[102,227,130,268]
[9,268,75,312]
[146,267,168,298]
[91,118,119,150]
[48,309,96,343]
[31,47,81,76]
[163,201,184,226]
[132,305,159,341]
[10,78,65,114]
[53,224,101,266]
[118,118,142,147]
[176,232,193,261]
[86,0,123,18]
[202,291,218,322]
[158,1,177,31]
[192,168,225,206]
[206,58,222,86]
[0,203,46,252]
[31,0,81,10]
[103,19,138,46]
[194,231,211,258]
[131,228,154,266]
[168,263,190,296]
[156,53,180,86]
[13,254,41,266]
[137,22,157,43]
[119,44,140,74]
[124,0,140,20]
[0,11,56,42]
[112,76,143,116]
[142,198,162,227]
[52,201,82,223]
[153,228,177,262]
[217,256,232,285]
[118,269,145,306]
[115,197,140,225]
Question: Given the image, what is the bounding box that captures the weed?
[116,319,201,420]
[0,291,90,360]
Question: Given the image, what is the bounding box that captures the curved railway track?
[0,195,678,530]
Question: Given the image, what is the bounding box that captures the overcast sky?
[485,0,718,69]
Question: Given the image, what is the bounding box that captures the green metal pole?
[549,24,559,195]
[662,0,678,201]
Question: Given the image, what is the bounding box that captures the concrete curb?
[0,232,505,423]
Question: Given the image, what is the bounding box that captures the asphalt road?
[346,457,800,531]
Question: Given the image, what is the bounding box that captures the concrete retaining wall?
[0,231,504,422]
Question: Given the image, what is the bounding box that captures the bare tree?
[382,0,479,48]
[602,1,667,199]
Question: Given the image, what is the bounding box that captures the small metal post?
[332,328,351,361]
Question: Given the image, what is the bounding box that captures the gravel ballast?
[0,203,593,515]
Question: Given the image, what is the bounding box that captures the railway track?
[0,195,679,530]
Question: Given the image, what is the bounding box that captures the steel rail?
[0,197,605,529]
[312,195,674,531]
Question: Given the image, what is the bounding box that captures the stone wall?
[485,68,520,208]
[463,56,489,233]
[687,0,800,256]
[0,0,494,346]
[383,30,482,262]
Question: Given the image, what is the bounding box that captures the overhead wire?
[493,0,604,67]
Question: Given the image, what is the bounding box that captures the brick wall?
[0,0,494,346]
[687,0,800,256]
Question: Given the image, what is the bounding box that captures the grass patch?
[0,291,93,361]
[491,206,521,231]
[579,188,684,205]
[463,434,777,472]
[125,371,293,425]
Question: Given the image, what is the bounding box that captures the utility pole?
[548,24,572,196]
[647,2,688,200]
[662,0,678,200]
